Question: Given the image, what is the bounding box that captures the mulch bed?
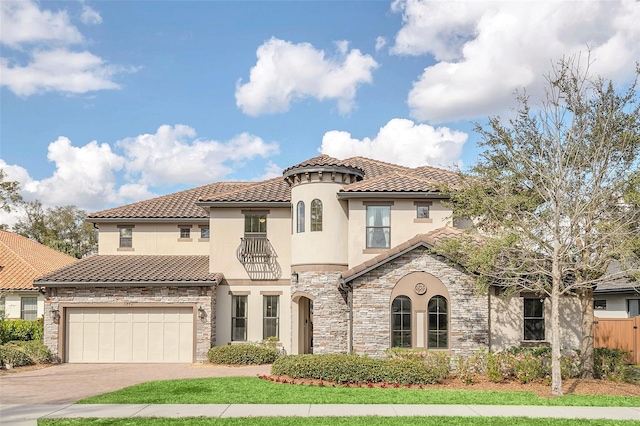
[260,374,640,398]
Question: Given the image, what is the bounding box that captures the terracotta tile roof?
[88,182,252,219]
[344,156,409,179]
[341,172,440,193]
[341,227,466,282]
[35,255,221,285]
[282,154,360,174]
[0,231,77,291]
[412,165,462,187]
[199,177,291,203]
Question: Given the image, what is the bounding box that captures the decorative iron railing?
[236,236,281,280]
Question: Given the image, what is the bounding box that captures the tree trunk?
[580,288,595,379]
[550,283,563,396]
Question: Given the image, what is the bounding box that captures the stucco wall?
[489,292,582,352]
[215,283,292,352]
[1,292,44,319]
[44,286,215,362]
[347,199,453,268]
[209,208,291,280]
[97,223,210,255]
[594,293,639,318]
[350,249,489,358]
[290,179,349,267]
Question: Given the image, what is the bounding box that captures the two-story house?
[36,155,582,363]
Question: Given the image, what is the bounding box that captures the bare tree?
[438,55,640,395]
[0,169,22,214]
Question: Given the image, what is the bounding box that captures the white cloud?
[236,37,378,116]
[252,161,283,182]
[320,118,468,168]
[0,0,83,48]
[0,138,126,210]
[81,5,102,25]
[117,125,280,186]
[1,0,133,97]
[375,36,387,52]
[391,0,640,123]
[0,49,129,96]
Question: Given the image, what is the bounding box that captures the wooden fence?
[594,317,640,365]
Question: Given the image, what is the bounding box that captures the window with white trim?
[21,297,38,321]
[263,295,279,339]
[119,227,132,248]
[296,201,305,233]
[311,199,323,231]
[231,295,247,341]
[366,205,390,248]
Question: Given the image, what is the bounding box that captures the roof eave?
[336,192,448,200]
[86,218,210,224]
[342,241,433,284]
[195,201,291,208]
[35,280,219,288]
[594,287,640,294]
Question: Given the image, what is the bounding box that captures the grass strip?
[77,377,640,407]
[38,417,640,426]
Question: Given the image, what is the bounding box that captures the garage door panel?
[66,307,194,363]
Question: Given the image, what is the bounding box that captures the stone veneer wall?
[44,286,216,362]
[351,249,489,357]
[292,271,348,353]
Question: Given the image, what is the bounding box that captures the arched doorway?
[292,293,314,354]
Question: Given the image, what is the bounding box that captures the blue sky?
[1,0,639,222]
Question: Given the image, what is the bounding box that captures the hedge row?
[0,340,52,367]
[0,318,44,344]
[207,344,280,365]
[271,353,451,385]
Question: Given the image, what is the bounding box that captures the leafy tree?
[0,169,22,213]
[14,201,97,259]
[438,55,640,396]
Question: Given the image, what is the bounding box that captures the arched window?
[428,296,448,349]
[296,201,305,233]
[310,199,322,231]
[391,296,411,348]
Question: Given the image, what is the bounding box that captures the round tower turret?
[283,155,363,272]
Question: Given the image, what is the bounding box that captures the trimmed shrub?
[207,344,280,365]
[0,344,33,367]
[8,340,52,364]
[0,318,44,343]
[594,347,631,381]
[271,353,450,385]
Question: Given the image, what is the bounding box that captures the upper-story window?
[179,227,191,239]
[119,227,132,248]
[417,205,430,219]
[296,201,305,233]
[366,205,390,249]
[245,213,267,235]
[200,227,210,239]
[311,199,322,231]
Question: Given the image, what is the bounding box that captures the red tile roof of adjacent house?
[341,226,466,282]
[341,171,441,193]
[35,255,222,286]
[0,231,78,291]
[88,182,252,220]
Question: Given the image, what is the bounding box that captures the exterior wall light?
[291,272,299,283]
[50,307,60,323]
[198,306,206,321]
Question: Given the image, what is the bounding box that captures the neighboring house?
[36,155,584,363]
[0,230,77,320]
[593,263,640,319]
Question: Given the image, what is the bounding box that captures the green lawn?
[77,377,640,407]
[37,417,640,426]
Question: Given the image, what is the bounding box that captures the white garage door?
[66,307,194,363]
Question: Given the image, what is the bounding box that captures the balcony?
[236,236,281,280]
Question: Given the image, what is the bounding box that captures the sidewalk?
[2,403,640,425]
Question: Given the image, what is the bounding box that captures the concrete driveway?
[0,363,271,404]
